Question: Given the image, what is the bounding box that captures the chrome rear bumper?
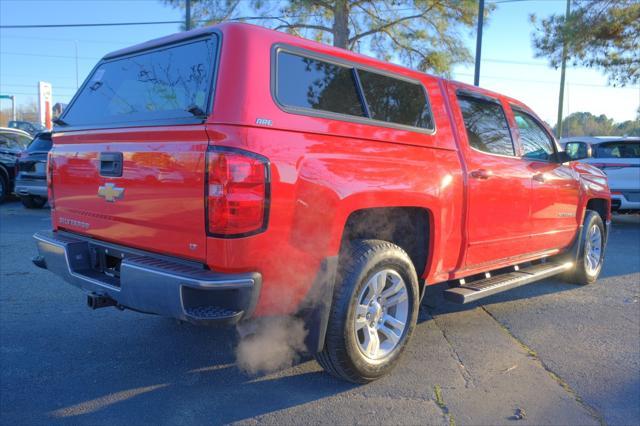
[33,231,261,325]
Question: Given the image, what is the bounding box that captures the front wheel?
[315,239,419,383]
[564,210,606,285]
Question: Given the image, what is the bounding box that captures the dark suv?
[0,127,32,203]
[15,132,51,208]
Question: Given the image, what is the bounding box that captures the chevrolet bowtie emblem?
[98,183,125,202]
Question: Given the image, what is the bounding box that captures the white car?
[561,136,640,213]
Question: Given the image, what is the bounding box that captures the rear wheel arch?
[339,207,432,293]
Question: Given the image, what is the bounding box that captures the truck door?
[510,108,580,252]
[453,92,533,268]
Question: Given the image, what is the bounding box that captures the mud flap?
[298,256,338,354]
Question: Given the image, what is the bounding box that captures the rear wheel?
[20,195,47,209]
[564,210,606,285]
[315,239,419,383]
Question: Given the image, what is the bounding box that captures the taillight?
[47,152,54,209]
[206,147,269,237]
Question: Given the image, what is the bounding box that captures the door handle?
[100,152,123,177]
[533,173,545,183]
[469,169,491,179]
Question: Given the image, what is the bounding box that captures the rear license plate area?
[88,244,124,287]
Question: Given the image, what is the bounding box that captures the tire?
[0,174,7,204]
[20,195,47,209]
[564,210,606,285]
[315,239,419,383]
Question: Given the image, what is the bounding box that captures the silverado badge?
[98,183,125,202]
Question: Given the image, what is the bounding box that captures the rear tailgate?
[51,127,208,261]
[49,33,219,262]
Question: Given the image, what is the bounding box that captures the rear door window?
[594,142,640,158]
[276,52,365,117]
[457,96,515,156]
[62,36,217,127]
[513,110,556,161]
[357,70,433,129]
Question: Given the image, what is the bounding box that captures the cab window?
[513,111,555,161]
[457,95,515,156]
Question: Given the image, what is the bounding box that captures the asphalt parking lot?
[1,200,639,426]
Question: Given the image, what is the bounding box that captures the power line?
[0,21,184,29]
[0,34,132,45]
[453,72,638,89]
[0,51,99,60]
[0,2,556,30]
[483,58,549,67]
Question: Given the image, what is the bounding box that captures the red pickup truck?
[33,23,610,383]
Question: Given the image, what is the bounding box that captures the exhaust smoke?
[235,316,308,375]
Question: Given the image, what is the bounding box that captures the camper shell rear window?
[61,35,218,128]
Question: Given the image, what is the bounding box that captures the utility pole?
[556,0,571,138]
[186,0,191,31]
[474,0,485,86]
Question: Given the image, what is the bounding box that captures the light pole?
[474,0,485,86]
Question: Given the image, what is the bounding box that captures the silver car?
[561,136,640,213]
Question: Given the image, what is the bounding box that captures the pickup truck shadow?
[43,317,356,425]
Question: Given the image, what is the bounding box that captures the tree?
[164,0,491,75]
[555,111,640,137]
[531,1,640,86]
[0,101,38,127]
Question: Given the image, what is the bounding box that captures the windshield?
[0,131,31,150]
[62,36,217,127]
[26,133,52,152]
[594,141,640,159]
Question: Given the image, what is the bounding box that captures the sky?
[0,0,639,126]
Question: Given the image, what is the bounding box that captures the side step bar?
[443,261,573,304]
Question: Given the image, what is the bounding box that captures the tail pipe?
[87,294,117,310]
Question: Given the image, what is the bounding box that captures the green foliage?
[531,1,640,86]
[164,0,491,75]
[556,111,640,137]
